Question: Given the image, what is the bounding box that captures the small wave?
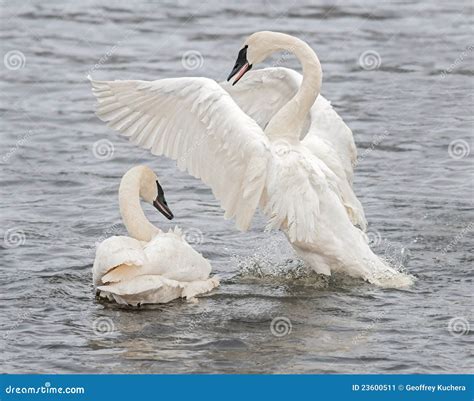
[233,250,415,290]
[232,255,333,289]
[365,268,415,289]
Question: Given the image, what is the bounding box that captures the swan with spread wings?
[90,31,412,287]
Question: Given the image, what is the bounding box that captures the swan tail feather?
[92,236,146,286]
[97,275,220,306]
[101,263,142,284]
[181,277,220,300]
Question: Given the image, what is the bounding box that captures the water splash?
[230,232,321,283]
[232,233,415,289]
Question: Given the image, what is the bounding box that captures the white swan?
[220,67,367,230]
[93,165,219,305]
[89,31,412,287]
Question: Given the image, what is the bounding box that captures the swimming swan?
[90,31,412,287]
[93,165,219,305]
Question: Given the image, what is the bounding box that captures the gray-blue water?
[0,0,473,373]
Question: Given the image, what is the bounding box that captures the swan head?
[227,31,285,85]
[133,165,174,220]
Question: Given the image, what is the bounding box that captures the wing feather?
[221,67,358,182]
[92,236,146,286]
[90,76,270,231]
[264,148,322,244]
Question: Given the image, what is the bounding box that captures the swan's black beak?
[153,181,174,220]
[227,45,252,86]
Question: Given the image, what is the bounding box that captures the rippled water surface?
[1,0,473,373]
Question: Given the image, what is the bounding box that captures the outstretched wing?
[307,96,357,184]
[90,77,270,231]
[302,135,367,230]
[221,67,357,182]
[263,154,321,244]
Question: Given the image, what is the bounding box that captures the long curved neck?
[264,35,322,139]
[118,170,160,242]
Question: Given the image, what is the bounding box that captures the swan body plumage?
[92,166,219,305]
[220,67,366,230]
[90,31,412,287]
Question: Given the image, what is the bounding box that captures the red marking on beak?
[232,62,250,85]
